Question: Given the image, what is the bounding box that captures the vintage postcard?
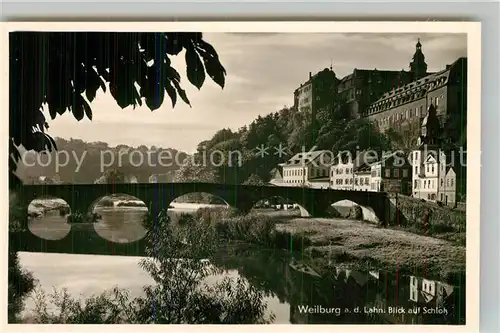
[1,21,480,332]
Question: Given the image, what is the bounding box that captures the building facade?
[293,67,339,118]
[369,152,412,194]
[365,57,467,136]
[330,158,354,190]
[353,166,372,192]
[280,150,331,187]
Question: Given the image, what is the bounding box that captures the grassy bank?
[390,194,466,246]
[193,207,465,284]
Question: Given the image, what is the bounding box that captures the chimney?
[309,72,312,79]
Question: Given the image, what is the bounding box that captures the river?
[19,200,465,325]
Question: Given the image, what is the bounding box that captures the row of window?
[284,180,304,184]
[369,90,444,115]
[334,178,353,185]
[284,169,304,177]
[333,167,353,175]
[284,168,330,178]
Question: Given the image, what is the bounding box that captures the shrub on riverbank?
[8,192,36,323]
[194,207,310,252]
[116,201,146,207]
[389,194,466,245]
[23,208,274,324]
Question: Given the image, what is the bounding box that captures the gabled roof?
[445,166,456,176]
[281,150,331,167]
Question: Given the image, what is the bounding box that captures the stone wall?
[388,193,466,234]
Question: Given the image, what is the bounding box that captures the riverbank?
[196,207,465,285]
[276,218,465,283]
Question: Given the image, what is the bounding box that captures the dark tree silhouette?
[9,32,226,188]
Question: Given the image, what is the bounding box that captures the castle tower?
[409,38,428,80]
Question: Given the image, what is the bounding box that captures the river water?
[20,201,465,325]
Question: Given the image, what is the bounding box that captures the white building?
[354,165,372,192]
[443,167,457,206]
[330,156,354,190]
[411,149,456,204]
[280,150,331,187]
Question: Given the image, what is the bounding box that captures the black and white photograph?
[4,22,480,330]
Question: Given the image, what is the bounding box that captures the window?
[346,168,350,174]
[451,179,454,187]
[355,178,359,185]
[428,193,431,200]
[416,166,419,174]
[385,169,391,178]
[394,169,400,178]
[350,178,353,184]
[431,164,435,173]
[360,178,364,185]
[402,169,408,178]
[431,194,436,200]
[365,177,370,184]
[414,180,418,188]
[377,170,381,177]
[339,179,343,185]
[371,170,376,177]
[424,181,427,189]
[447,179,450,187]
[441,179,444,187]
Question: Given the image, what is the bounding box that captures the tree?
[385,118,421,152]
[243,174,265,186]
[8,192,36,322]
[28,211,273,324]
[9,32,226,188]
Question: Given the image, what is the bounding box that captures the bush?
[193,208,310,251]
[9,192,37,323]
[26,209,274,324]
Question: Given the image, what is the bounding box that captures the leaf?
[85,69,102,102]
[185,44,205,90]
[83,99,93,120]
[196,41,226,89]
[172,80,190,107]
[165,81,177,108]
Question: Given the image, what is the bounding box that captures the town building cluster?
[276,38,465,206]
[272,102,458,206]
[293,39,467,138]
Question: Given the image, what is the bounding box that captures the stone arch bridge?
[18,182,390,220]
[13,183,391,257]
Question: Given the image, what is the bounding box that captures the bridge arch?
[26,195,71,240]
[91,193,149,244]
[329,199,379,223]
[251,195,311,218]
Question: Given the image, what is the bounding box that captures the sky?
[41,32,467,153]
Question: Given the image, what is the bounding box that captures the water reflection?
[24,201,465,325]
[93,207,148,243]
[213,244,465,325]
[28,210,71,240]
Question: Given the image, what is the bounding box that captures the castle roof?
[366,57,466,115]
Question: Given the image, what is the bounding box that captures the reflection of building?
[279,150,331,187]
[409,275,454,306]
